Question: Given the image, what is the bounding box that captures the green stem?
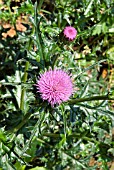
[68,95,114,105]
[52,55,59,69]
[35,2,45,66]
[37,0,44,12]
[61,104,66,138]
[42,132,98,143]
[36,28,45,64]
[83,137,98,143]
[0,82,33,85]
[36,138,52,147]
[42,132,80,138]
[20,61,29,111]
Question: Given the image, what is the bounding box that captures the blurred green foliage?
[0,0,114,169]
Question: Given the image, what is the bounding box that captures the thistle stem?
[68,95,114,105]
[52,54,59,69]
[42,133,98,143]
[37,0,44,12]
[34,1,45,67]
[20,61,29,111]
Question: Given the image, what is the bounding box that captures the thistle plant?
[0,0,114,170]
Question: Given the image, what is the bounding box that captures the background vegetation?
[0,0,114,169]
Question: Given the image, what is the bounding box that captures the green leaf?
[106,47,114,60]
[102,22,107,33]
[84,0,94,16]
[14,161,26,170]
[108,148,114,156]
[29,167,47,170]
[92,24,102,35]
[109,27,114,33]
[0,130,6,142]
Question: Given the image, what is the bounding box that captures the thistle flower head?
[63,26,77,41]
[36,69,73,106]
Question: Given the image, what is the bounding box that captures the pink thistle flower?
[63,26,77,41]
[36,69,73,106]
